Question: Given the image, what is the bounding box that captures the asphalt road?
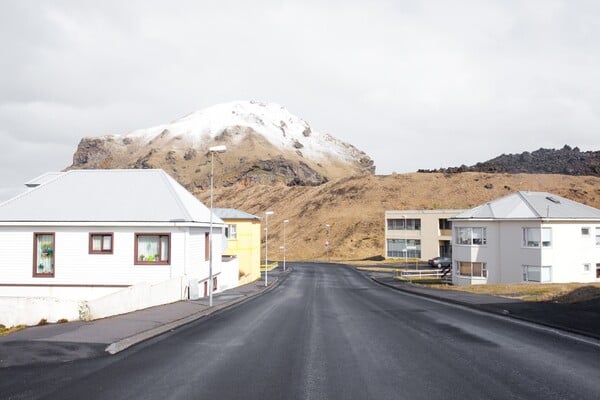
[2,262,599,400]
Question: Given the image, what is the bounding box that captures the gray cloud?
[1,0,599,199]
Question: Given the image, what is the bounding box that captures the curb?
[105,275,285,355]
[369,275,600,341]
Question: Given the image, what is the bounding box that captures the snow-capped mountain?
[69,101,375,190]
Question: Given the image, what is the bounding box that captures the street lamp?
[402,215,407,269]
[208,145,226,307]
[264,211,274,286]
[283,219,289,271]
[325,224,330,262]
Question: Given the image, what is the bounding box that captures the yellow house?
[214,208,261,285]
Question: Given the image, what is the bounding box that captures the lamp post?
[283,219,289,271]
[325,224,330,262]
[264,211,274,286]
[402,214,407,269]
[208,145,226,307]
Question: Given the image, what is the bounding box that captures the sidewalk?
[0,270,285,368]
[368,271,600,340]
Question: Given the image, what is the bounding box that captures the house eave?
[0,221,225,228]
[450,217,600,223]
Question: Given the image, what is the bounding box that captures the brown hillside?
[198,172,600,261]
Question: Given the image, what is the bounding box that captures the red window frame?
[33,232,55,278]
[89,232,114,254]
[134,233,171,265]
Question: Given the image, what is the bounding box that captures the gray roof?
[0,169,223,224]
[452,191,600,220]
[213,208,260,220]
[24,172,64,188]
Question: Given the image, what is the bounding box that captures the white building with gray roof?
[0,169,237,326]
[451,191,600,285]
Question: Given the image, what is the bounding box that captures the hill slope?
[203,172,600,261]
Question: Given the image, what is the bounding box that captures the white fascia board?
[0,221,226,228]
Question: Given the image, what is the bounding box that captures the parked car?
[427,256,452,268]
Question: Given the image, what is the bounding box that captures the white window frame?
[226,224,237,240]
[581,227,590,236]
[522,227,552,248]
[386,239,422,258]
[595,227,600,246]
[455,227,487,246]
[583,263,591,273]
[522,265,552,282]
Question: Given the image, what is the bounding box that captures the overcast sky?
[1,1,599,200]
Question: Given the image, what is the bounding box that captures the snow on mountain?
[117,100,365,164]
[69,100,375,188]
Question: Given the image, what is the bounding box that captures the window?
[386,239,421,258]
[457,261,487,278]
[225,224,237,240]
[455,227,487,245]
[439,219,452,230]
[387,218,421,231]
[89,233,113,254]
[34,232,55,277]
[597,263,600,279]
[522,227,552,248]
[205,233,210,261]
[523,265,552,282]
[581,227,590,236]
[595,228,600,246]
[583,263,591,273]
[135,234,170,264]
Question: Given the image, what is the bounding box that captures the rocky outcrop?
[419,145,600,177]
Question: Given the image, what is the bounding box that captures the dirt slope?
[200,172,600,261]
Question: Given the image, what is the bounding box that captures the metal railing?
[397,267,453,283]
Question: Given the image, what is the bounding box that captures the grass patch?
[0,324,27,336]
[425,282,600,303]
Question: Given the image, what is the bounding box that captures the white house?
[0,169,238,326]
[451,191,600,285]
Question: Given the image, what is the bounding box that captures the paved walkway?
[368,271,600,340]
[0,271,284,368]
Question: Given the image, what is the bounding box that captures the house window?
[596,263,600,279]
[135,233,170,264]
[581,227,590,236]
[34,232,55,277]
[595,227,600,245]
[386,239,421,258]
[522,228,552,248]
[225,224,237,240]
[89,233,113,254]
[439,219,452,230]
[387,218,421,231]
[583,263,591,273]
[523,265,552,282]
[205,233,209,261]
[457,261,487,278]
[455,227,487,246]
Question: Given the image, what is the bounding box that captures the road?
[1,262,599,399]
